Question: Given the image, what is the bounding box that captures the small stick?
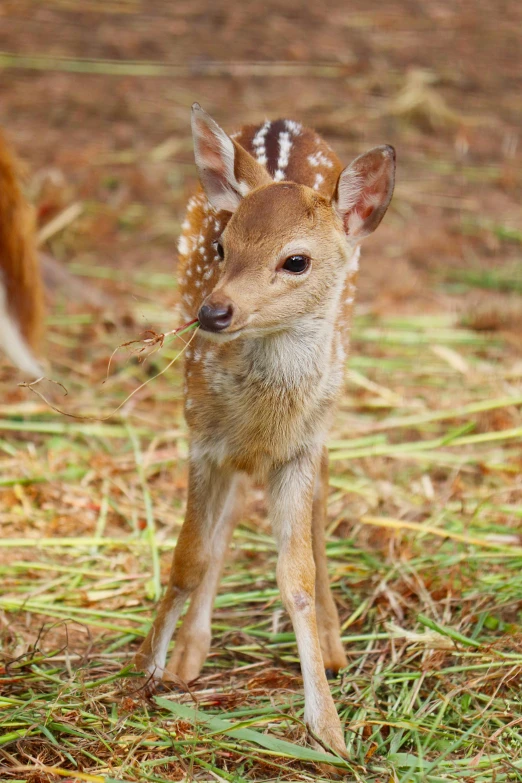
[19,319,199,422]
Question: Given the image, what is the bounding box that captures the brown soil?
[0,0,520,329]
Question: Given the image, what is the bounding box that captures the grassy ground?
[1,289,521,782]
[1,2,522,780]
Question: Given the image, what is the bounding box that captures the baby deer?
[0,130,44,377]
[135,105,395,756]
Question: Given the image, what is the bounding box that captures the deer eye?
[281,255,310,274]
[213,240,225,261]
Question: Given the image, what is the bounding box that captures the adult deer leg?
[269,451,347,757]
[134,458,236,683]
[166,474,247,682]
[312,447,347,677]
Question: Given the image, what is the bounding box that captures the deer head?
[190,104,395,340]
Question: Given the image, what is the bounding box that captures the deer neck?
[241,316,336,390]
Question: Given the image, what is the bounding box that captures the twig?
[19,319,199,422]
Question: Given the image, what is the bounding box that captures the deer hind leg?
[166,473,248,682]
[312,447,348,677]
[134,458,237,684]
[269,452,347,758]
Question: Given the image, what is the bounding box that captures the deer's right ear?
[191,104,271,213]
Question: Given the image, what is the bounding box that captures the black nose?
[198,303,234,332]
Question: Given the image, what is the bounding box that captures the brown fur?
[0,131,44,352]
[135,109,395,758]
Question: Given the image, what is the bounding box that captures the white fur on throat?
[0,279,43,377]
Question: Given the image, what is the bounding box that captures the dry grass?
[1,285,521,782]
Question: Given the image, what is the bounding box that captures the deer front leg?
[166,473,248,682]
[269,452,347,758]
[134,457,236,684]
[312,447,348,677]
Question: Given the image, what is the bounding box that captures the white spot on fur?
[178,235,189,256]
[313,172,324,191]
[274,131,293,181]
[187,196,199,212]
[285,120,302,135]
[252,121,271,166]
[274,121,301,181]
[308,150,333,169]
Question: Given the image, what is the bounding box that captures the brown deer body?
[136,105,395,756]
[0,131,44,377]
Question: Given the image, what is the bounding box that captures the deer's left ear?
[191,103,272,213]
[334,145,395,240]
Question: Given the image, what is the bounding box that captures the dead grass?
[1,292,521,782]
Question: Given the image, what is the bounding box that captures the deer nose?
[198,302,234,332]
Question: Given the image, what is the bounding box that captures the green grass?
[1,300,521,782]
[445,265,522,295]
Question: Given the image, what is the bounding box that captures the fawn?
[0,130,44,377]
[135,104,395,756]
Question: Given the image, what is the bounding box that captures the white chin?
[198,329,243,343]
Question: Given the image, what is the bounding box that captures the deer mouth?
[197,327,244,343]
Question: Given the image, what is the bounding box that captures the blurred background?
[1,0,521,333]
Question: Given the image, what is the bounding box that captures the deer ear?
[334,145,395,240]
[191,104,272,213]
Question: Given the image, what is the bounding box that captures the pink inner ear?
[344,186,382,235]
[352,182,385,224]
[197,126,226,178]
[340,147,395,238]
[360,202,376,221]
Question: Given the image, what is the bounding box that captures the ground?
[0,2,521,781]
